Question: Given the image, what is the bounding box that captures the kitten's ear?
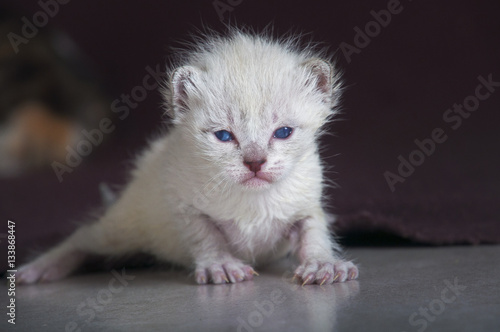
[302,58,334,104]
[169,65,201,121]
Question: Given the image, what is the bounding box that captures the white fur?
[18,30,358,285]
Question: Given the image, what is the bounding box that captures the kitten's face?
[190,96,320,190]
[169,36,338,191]
[172,59,335,191]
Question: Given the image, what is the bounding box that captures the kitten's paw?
[195,260,258,285]
[17,251,85,285]
[293,259,358,285]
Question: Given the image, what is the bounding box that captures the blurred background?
[1,0,499,270]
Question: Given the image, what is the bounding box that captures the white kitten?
[18,30,358,285]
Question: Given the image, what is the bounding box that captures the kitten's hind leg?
[16,245,86,284]
[17,221,124,284]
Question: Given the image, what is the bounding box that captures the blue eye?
[214,130,234,142]
[273,127,293,139]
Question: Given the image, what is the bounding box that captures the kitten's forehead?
[185,33,332,135]
[207,65,301,125]
[220,84,289,138]
[203,36,305,109]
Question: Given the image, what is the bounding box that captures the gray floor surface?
[2,246,499,332]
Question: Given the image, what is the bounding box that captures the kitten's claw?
[302,275,313,287]
[319,276,328,286]
[195,270,208,284]
[231,271,244,282]
[195,260,257,285]
[294,260,358,286]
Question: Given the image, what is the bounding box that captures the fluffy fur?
[18,29,358,285]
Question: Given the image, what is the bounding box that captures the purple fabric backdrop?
[1,0,499,270]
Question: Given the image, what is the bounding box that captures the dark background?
[1,0,499,270]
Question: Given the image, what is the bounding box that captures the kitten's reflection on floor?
[195,258,360,331]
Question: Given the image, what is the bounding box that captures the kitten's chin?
[242,177,271,189]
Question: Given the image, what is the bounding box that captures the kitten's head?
[164,31,341,190]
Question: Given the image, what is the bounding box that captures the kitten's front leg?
[293,212,359,285]
[180,214,257,284]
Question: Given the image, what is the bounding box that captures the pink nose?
[244,159,266,173]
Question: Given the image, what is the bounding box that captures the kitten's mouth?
[241,172,273,187]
